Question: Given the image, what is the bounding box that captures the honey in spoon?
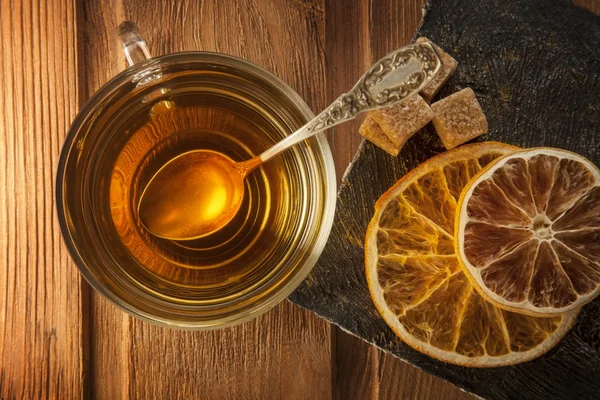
[138,150,261,240]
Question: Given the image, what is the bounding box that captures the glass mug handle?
[117,20,170,112]
[118,21,152,66]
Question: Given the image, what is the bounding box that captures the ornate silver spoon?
[139,42,442,240]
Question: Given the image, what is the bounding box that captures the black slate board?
[289,0,600,399]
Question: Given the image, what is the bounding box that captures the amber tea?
[109,98,310,302]
[58,51,335,328]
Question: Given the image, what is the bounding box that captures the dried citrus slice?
[456,148,600,316]
[365,143,578,367]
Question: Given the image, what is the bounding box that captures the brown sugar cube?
[371,94,434,148]
[431,87,489,150]
[359,113,401,156]
[416,37,458,101]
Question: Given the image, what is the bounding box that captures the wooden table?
[1,0,598,398]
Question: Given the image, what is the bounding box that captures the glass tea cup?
[56,22,336,329]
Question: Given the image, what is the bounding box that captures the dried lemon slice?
[365,143,578,367]
[456,148,600,315]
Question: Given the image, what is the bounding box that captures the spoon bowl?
[138,150,261,240]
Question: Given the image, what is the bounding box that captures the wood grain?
[79,0,332,399]
[0,0,85,399]
[324,0,370,185]
[125,305,331,399]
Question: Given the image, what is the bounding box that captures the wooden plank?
[0,0,85,399]
[74,3,132,398]
[378,354,473,400]
[323,0,371,185]
[320,1,378,398]
[334,330,380,399]
[76,3,134,397]
[290,0,600,399]
[79,0,332,398]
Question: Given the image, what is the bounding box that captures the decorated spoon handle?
[259,42,442,162]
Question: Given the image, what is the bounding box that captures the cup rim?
[56,51,337,329]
